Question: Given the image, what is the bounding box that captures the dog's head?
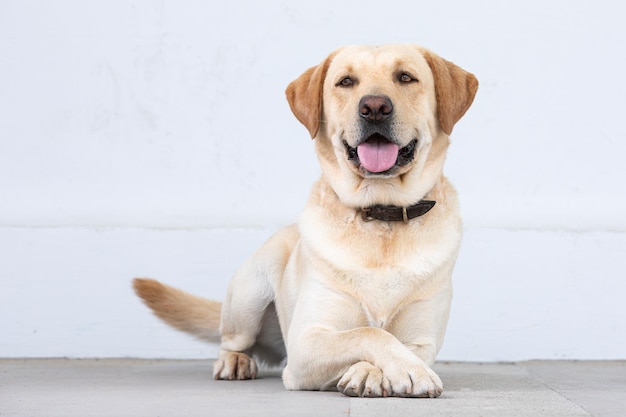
[286,45,478,208]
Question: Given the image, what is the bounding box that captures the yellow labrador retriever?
[134,44,477,398]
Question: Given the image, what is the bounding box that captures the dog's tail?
[133,278,221,343]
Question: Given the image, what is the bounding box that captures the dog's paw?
[337,361,391,397]
[383,359,443,398]
[213,351,258,380]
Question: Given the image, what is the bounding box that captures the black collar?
[360,200,436,223]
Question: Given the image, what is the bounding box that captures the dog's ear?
[286,52,336,139]
[421,49,478,136]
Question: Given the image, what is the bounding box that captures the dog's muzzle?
[345,135,417,174]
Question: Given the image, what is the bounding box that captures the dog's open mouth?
[345,134,417,174]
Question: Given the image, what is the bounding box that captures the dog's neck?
[314,176,441,224]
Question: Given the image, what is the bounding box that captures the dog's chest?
[348,268,418,329]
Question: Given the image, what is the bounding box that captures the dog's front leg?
[389,282,453,367]
[283,325,443,398]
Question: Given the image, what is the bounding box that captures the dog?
[134,44,478,398]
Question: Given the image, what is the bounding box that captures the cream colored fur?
[134,44,478,398]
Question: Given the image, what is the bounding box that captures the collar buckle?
[360,207,375,222]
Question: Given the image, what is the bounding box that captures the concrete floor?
[1,359,624,417]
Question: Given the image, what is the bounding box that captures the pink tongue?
[357,140,399,173]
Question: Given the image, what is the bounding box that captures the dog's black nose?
[359,95,393,123]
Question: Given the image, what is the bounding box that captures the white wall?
[1,0,625,361]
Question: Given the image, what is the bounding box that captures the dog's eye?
[337,77,354,88]
[399,73,416,83]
